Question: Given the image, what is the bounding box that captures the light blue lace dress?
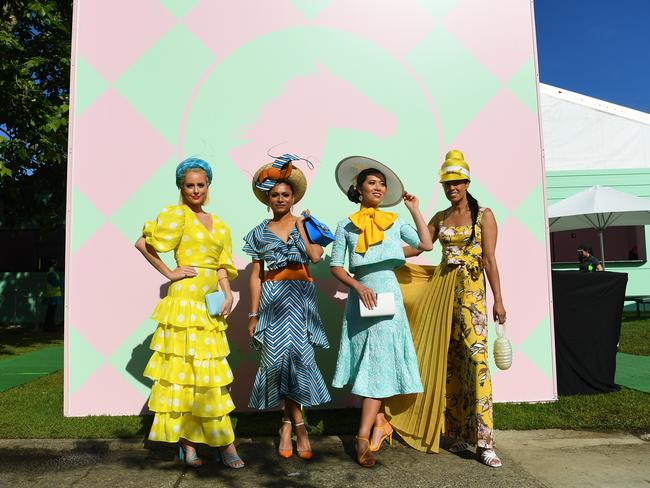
[330,216,423,398]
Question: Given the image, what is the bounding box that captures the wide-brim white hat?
[335,156,404,207]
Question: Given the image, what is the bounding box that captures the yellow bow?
[349,206,397,254]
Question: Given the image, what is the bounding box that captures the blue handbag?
[302,212,335,247]
[205,290,225,316]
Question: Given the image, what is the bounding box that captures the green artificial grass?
[0,327,63,359]
[0,371,649,439]
[616,353,650,393]
[0,345,63,392]
[619,314,650,356]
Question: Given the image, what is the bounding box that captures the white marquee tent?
[540,83,650,172]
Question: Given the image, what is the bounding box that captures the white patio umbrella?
[548,185,650,266]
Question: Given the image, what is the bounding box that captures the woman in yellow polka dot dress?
[135,158,244,469]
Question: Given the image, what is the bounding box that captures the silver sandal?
[449,440,471,453]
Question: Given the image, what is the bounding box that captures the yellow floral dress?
[438,207,494,449]
[141,204,238,447]
[385,207,493,452]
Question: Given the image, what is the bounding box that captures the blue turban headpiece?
[175,157,213,188]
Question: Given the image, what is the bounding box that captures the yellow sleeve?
[216,224,238,281]
[142,206,185,253]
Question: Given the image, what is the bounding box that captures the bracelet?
[248,312,259,318]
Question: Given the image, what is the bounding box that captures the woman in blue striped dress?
[243,154,330,460]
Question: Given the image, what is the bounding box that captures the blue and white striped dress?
[243,220,331,409]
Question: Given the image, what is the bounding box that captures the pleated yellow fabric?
[384,262,457,453]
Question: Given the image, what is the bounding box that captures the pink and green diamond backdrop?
[65,0,555,416]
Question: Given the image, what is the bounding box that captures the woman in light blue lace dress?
[329,157,433,467]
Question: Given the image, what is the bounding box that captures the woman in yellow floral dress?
[386,150,507,467]
[135,158,244,469]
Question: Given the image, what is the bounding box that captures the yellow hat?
[439,149,471,183]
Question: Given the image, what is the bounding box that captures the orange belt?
[263,263,313,282]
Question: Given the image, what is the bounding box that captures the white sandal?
[449,440,471,453]
[479,449,502,468]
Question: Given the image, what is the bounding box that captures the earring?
[266,205,270,212]
[358,193,362,202]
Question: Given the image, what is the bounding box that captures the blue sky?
[534,0,650,113]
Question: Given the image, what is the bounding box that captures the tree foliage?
[0,1,72,229]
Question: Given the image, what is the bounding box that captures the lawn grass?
[0,327,63,359]
[0,372,149,439]
[1,312,647,439]
[1,371,648,439]
[619,313,650,356]
[495,389,650,432]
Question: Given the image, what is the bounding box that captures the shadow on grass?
[619,313,650,356]
[113,414,153,439]
[231,408,360,437]
[621,312,650,323]
[0,328,63,358]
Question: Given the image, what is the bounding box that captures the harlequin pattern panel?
[66,0,555,415]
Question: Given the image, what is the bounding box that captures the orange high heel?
[355,436,376,468]
[278,419,293,458]
[294,422,313,460]
[369,421,393,451]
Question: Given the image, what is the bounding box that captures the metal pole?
[12,287,18,327]
[599,229,606,268]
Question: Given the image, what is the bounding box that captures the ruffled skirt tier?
[144,270,235,447]
[249,279,331,409]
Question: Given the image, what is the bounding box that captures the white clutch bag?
[359,292,396,318]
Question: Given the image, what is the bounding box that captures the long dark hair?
[346,168,386,203]
[467,191,480,243]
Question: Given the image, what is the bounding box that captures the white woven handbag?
[493,324,512,370]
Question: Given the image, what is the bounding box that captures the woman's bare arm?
[247,260,263,337]
[295,217,324,263]
[404,216,439,258]
[481,209,507,324]
[330,266,378,310]
[217,268,234,317]
[134,236,196,281]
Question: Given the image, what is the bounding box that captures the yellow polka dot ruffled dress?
[141,205,238,447]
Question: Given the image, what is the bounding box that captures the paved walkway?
[1,430,649,487]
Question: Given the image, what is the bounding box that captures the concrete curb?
[0,429,647,451]
[2,430,649,487]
